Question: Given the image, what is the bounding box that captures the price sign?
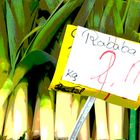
[49,25,140,109]
[62,26,140,101]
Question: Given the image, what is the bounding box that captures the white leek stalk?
[40,94,54,140]
[38,76,54,140]
[107,103,124,140]
[13,80,28,139]
[55,91,72,139]
[0,61,9,135]
[95,99,109,139]
[0,101,7,135]
[3,93,15,139]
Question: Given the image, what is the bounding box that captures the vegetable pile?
[0,0,139,139]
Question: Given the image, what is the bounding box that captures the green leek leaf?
[88,0,104,30]
[0,1,8,62]
[6,0,17,69]
[99,0,114,33]
[23,0,39,33]
[11,0,25,35]
[112,3,123,35]
[29,0,84,52]
[73,0,96,26]
[125,0,140,40]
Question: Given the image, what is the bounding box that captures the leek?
[95,99,109,139]
[55,91,72,139]
[38,76,54,140]
[13,80,28,139]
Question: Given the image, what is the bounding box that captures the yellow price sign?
[49,25,140,110]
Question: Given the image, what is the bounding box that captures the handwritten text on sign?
[62,26,140,101]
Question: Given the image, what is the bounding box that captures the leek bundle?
[0,0,139,139]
